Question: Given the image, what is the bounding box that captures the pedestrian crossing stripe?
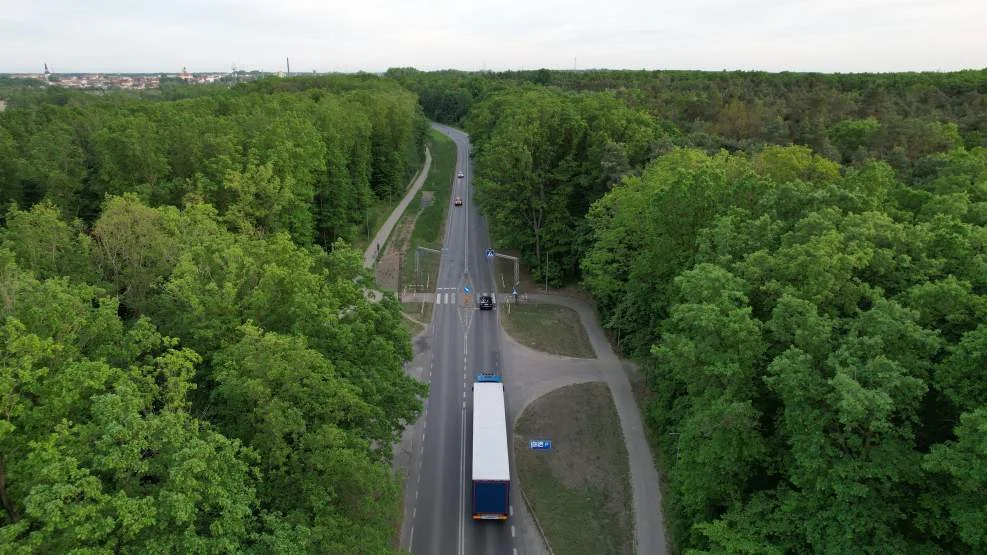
[433,293,459,305]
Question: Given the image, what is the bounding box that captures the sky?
[1,0,985,74]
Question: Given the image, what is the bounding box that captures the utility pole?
[286,57,290,77]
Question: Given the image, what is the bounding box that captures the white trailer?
[472,378,510,520]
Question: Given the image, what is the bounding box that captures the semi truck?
[472,374,510,520]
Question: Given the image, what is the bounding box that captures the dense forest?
[393,68,987,553]
[0,76,427,552]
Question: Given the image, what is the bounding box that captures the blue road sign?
[529,440,552,450]
[485,248,495,258]
[464,285,472,294]
[512,287,518,296]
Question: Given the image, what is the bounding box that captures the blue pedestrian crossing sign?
[529,440,552,450]
[512,287,518,296]
[485,248,495,259]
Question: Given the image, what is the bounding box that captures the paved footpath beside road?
[363,146,432,270]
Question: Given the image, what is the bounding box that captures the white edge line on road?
[458,395,467,555]
[459,321,470,555]
[511,525,515,538]
[409,527,414,551]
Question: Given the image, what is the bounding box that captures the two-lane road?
[409,123,518,555]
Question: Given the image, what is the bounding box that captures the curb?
[512,438,557,555]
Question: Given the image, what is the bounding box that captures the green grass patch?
[390,468,407,551]
[413,129,457,245]
[402,301,433,324]
[400,316,425,338]
[514,382,633,555]
[500,303,594,358]
[401,129,457,291]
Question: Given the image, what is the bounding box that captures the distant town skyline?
[2,0,986,74]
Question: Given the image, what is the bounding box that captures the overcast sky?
[2,0,985,74]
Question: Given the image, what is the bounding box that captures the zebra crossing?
[434,292,458,305]
[429,289,500,306]
[432,287,459,305]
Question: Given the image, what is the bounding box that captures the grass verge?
[374,129,456,295]
[400,129,456,292]
[390,468,407,550]
[500,303,594,358]
[400,315,425,338]
[401,302,433,333]
[514,382,634,555]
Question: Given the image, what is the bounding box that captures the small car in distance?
[478,294,494,310]
[454,196,463,206]
[458,171,465,179]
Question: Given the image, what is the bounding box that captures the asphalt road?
[409,124,520,555]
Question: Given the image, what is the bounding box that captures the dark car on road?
[478,294,494,310]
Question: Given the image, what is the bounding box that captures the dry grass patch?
[514,382,633,555]
[501,303,594,358]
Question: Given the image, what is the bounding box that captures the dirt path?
[503,295,668,555]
